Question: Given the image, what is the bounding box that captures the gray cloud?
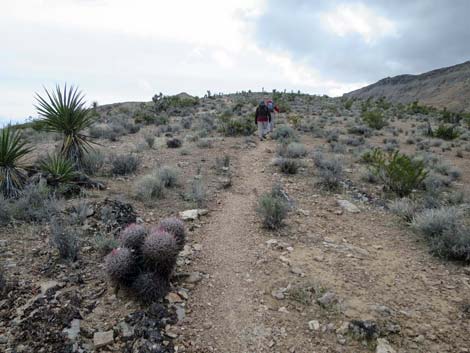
[255,0,470,83]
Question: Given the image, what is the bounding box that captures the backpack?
[267,100,274,112]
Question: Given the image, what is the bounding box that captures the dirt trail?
[183,142,275,352]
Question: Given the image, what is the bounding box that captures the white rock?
[376,338,396,353]
[337,199,360,213]
[308,320,320,331]
[93,331,114,348]
[179,209,209,221]
[63,319,81,341]
[40,281,60,295]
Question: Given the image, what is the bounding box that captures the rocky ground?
[1,92,470,352]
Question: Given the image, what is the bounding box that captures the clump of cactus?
[157,217,186,250]
[104,218,185,302]
[119,223,147,251]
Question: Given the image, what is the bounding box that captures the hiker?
[254,100,271,141]
[266,99,280,133]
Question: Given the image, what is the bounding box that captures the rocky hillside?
[344,61,470,112]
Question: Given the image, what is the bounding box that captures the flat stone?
[337,199,360,213]
[271,290,285,300]
[62,319,81,341]
[166,292,183,304]
[93,331,114,348]
[317,292,337,307]
[40,281,60,295]
[308,320,320,331]
[176,305,186,322]
[179,209,209,221]
[117,322,134,339]
[376,338,397,353]
[186,272,203,284]
[278,306,289,313]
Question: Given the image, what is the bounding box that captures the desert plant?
[167,138,182,148]
[362,110,387,130]
[157,166,179,188]
[272,126,296,142]
[218,114,256,136]
[104,247,137,285]
[81,150,106,176]
[157,217,186,250]
[428,227,470,262]
[50,218,80,261]
[275,157,301,175]
[0,196,12,225]
[142,230,179,276]
[132,272,170,303]
[189,178,206,207]
[411,207,461,239]
[110,154,139,175]
[13,182,61,222]
[434,124,459,140]
[35,85,96,168]
[119,224,147,250]
[280,142,307,158]
[313,154,343,191]
[368,149,427,196]
[389,198,419,222]
[39,154,77,186]
[0,127,33,198]
[134,173,165,202]
[145,135,155,149]
[94,234,119,257]
[257,186,289,229]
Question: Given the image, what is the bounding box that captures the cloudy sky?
[1,0,469,123]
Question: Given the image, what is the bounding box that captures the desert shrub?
[218,114,255,136]
[362,110,387,130]
[189,179,206,207]
[345,136,365,146]
[272,126,296,142]
[50,218,80,261]
[13,183,61,222]
[0,196,12,225]
[326,130,339,142]
[313,153,343,191]
[196,138,213,148]
[411,207,470,261]
[284,142,307,158]
[411,207,461,239]
[368,149,427,196]
[81,150,106,176]
[347,125,372,137]
[94,234,119,257]
[166,138,182,148]
[181,116,193,129]
[274,158,301,175]
[389,198,419,222]
[257,185,289,229]
[157,166,179,188]
[110,154,140,175]
[434,124,459,140]
[89,124,112,139]
[144,135,155,149]
[134,173,164,202]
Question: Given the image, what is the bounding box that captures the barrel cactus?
[157,217,185,250]
[119,223,147,251]
[104,247,136,285]
[142,230,179,276]
[132,272,170,303]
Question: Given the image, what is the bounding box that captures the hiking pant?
[258,121,268,138]
[269,112,275,132]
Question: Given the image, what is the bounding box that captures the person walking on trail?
[266,99,279,133]
[255,100,271,141]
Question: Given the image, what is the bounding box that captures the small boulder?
[93,330,114,348]
[337,199,360,213]
[376,338,396,353]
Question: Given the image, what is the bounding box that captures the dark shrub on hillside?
[272,126,296,142]
[434,124,459,140]
[368,149,427,197]
[362,110,387,130]
[218,114,256,136]
[50,218,80,261]
[110,154,140,175]
[348,125,372,137]
[167,138,182,148]
[257,185,289,230]
[274,158,301,175]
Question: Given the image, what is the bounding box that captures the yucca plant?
[39,154,77,186]
[35,84,95,169]
[0,127,33,198]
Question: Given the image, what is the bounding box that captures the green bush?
[39,154,77,187]
[362,110,387,130]
[218,115,255,136]
[434,124,459,140]
[110,154,140,175]
[272,126,296,142]
[275,158,301,175]
[368,149,427,196]
[257,185,289,229]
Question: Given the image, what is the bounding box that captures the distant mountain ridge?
[344,61,470,112]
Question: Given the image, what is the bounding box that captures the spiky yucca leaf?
[0,127,33,198]
[39,154,77,186]
[35,84,96,168]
